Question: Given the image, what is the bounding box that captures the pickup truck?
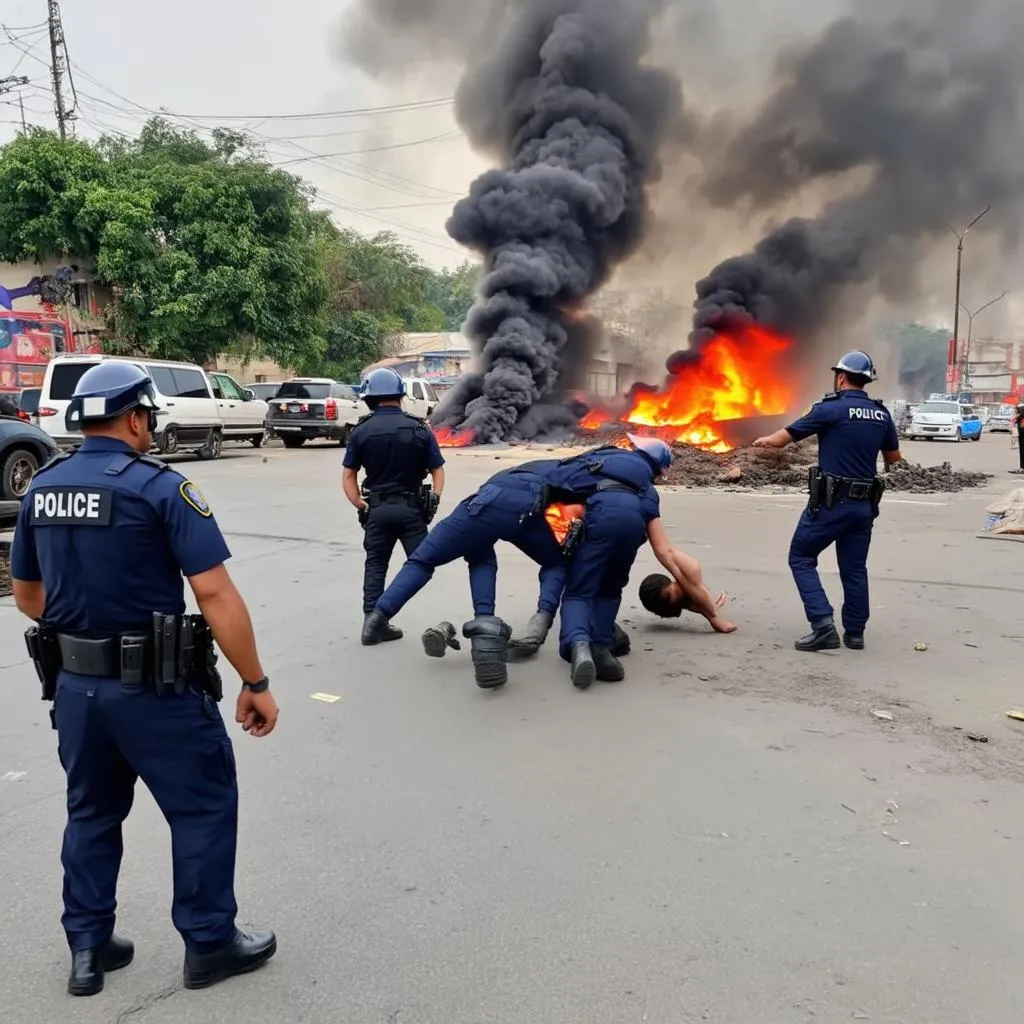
[265,378,369,448]
[399,377,440,420]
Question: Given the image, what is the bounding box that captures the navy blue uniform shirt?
[11,437,231,635]
[342,407,444,493]
[785,390,899,479]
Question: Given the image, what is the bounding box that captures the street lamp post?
[959,290,1009,391]
[949,206,992,389]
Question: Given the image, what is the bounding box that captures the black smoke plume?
[344,0,683,442]
[682,5,1024,373]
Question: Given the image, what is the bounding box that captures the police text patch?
[848,407,889,422]
[179,480,212,516]
[30,487,112,526]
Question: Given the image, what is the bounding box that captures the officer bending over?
[753,350,902,652]
[551,436,670,688]
[363,458,569,688]
[10,363,278,996]
[343,368,445,643]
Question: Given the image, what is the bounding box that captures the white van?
[38,355,225,457]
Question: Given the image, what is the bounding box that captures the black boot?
[183,929,277,990]
[843,632,865,650]
[68,934,135,997]
[361,611,402,645]
[462,616,512,689]
[570,642,596,689]
[794,623,841,652]
[592,645,625,682]
[610,622,631,658]
[422,621,460,658]
[507,610,554,661]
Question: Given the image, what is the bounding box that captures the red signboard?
[0,310,99,390]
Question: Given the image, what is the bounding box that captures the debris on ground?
[569,427,990,492]
[871,709,895,722]
[0,549,10,598]
[913,643,929,652]
[978,488,1024,536]
[1005,710,1024,723]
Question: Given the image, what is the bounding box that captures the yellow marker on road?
[310,692,341,703]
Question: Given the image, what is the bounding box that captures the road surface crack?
[113,982,182,1023]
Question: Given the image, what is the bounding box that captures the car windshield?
[277,382,330,399]
[917,402,959,415]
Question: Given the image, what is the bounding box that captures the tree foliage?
[0,120,480,376]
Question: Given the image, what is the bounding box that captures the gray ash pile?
[570,428,990,493]
[885,461,990,494]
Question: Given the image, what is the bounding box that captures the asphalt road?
[2,432,1023,1023]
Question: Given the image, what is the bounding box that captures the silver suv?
[265,378,369,448]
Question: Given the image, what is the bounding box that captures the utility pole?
[47,0,74,138]
[948,206,991,389]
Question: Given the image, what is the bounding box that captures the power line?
[270,130,460,165]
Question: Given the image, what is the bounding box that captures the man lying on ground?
[637,538,736,633]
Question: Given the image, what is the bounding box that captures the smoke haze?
[340,0,1024,430]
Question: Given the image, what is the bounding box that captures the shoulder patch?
[32,449,76,478]
[800,402,813,417]
[179,480,212,516]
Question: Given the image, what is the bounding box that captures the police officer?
[344,368,445,644]
[363,458,570,688]
[9,362,278,996]
[549,435,669,687]
[752,350,902,652]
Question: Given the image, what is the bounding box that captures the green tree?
[0,120,327,369]
[424,260,479,330]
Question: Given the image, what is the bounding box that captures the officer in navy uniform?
[362,457,570,688]
[343,368,445,644]
[9,362,279,996]
[753,350,902,652]
[549,435,670,688]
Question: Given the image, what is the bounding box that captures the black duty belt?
[366,490,417,506]
[595,479,639,494]
[828,476,875,500]
[58,632,152,679]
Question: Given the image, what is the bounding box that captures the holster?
[419,484,441,523]
[24,624,60,703]
[562,518,585,557]
[807,466,823,513]
[869,477,884,517]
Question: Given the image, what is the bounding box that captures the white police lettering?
[30,487,112,526]
[848,407,888,422]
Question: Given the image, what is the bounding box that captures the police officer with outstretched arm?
[753,350,903,652]
[9,363,279,997]
[343,368,445,643]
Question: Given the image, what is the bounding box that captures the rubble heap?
[569,428,990,492]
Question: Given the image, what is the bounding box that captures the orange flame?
[581,325,793,452]
[434,426,476,447]
[544,502,585,544]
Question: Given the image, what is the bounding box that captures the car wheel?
[955,429,962,442]
[159,424,179,454]
[2,447,39,500]
[281,436,305,449]
[197,430,223,460]
[972,432,981,441]
[250,433,264,448]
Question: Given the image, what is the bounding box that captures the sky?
[0,0,487,268]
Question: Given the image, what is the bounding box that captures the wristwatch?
[242,676,270,693]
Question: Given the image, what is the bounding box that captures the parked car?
[988,404,1014,432]
[906,400,983,442]
[401,377,440,419]
[0,387,41,424]
[0,413,59,500]
[38,355,224,458]
[208,370,269,447]
[246,382,285,402]
[265,378,368,448]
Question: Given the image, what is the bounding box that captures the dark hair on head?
[843,371,871,388]
[639,573,680,618]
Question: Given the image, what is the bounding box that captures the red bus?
[0,310,99,392]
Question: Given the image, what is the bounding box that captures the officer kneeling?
[753,351,902,652]
[10,362,279,996]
